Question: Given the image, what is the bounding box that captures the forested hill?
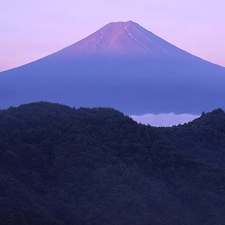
[154,108,225,168]
[1,102,225,225]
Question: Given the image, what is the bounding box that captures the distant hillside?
[1,102,225,225]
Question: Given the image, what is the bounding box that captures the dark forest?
[1,102,225,225]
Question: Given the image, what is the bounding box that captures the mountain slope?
[0,21,225,114]
[155,108,225,168]
[1,102,225,224]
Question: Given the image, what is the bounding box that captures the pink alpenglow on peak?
[53,21,184,59]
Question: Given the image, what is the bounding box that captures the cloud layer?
[130,113,200,127]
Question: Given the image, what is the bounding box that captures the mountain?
[1,102,225,224]
[51,21,196,59]
[0,21,225,114]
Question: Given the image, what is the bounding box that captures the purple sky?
[1,0,225,72]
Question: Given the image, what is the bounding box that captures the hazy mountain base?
[1,102,225,225]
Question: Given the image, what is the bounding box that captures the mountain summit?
[0,21,225,114]
[54,21,185,59]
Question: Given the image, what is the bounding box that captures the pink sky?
[1,0,225,72]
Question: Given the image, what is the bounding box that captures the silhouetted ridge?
[1,102,225,224]
[155,108,225,168]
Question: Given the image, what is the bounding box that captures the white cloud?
[130,113,200,127]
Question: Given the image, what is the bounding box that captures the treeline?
[1,102,225,225]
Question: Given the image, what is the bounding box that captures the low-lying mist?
[130,112,200,127]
